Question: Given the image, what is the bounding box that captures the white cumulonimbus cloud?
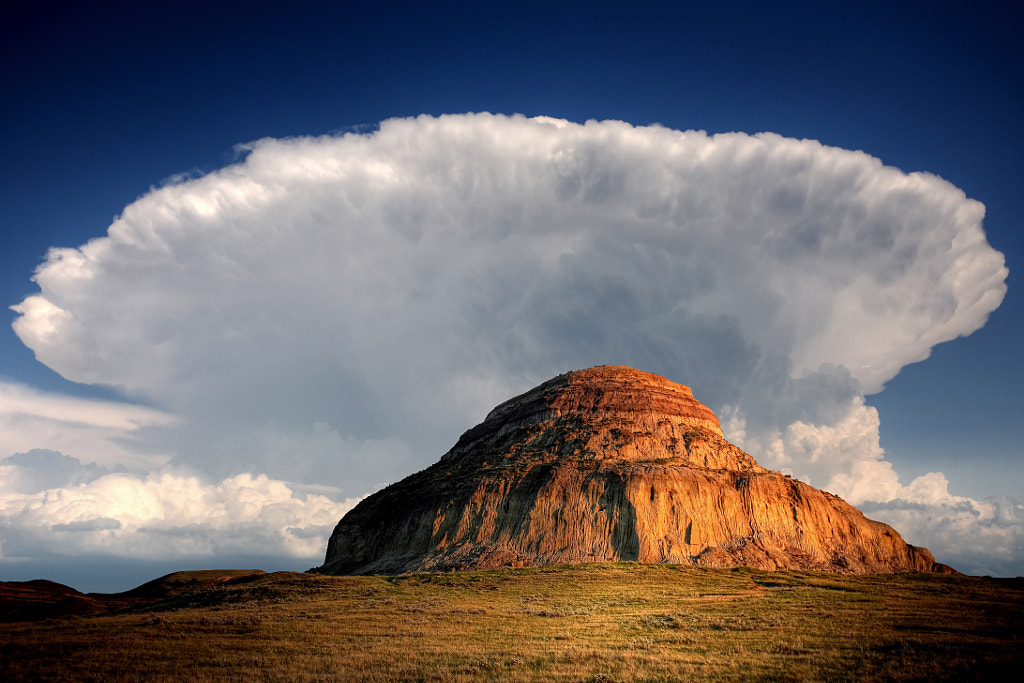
[4,113,1014,572]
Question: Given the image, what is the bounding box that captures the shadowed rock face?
[318,366,946,576]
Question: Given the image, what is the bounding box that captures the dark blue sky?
[0,0,1021,593]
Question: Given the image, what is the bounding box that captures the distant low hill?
[0,569,265,622]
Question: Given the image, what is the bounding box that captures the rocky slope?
[318,366,947,575]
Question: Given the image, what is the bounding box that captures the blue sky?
[1,0,1022,590]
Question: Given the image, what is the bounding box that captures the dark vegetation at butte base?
[317,365,951,576]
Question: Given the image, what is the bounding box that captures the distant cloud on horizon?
[2,113,1016,574]
[0,454,359,560]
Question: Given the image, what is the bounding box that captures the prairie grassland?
[2,563,1022,681]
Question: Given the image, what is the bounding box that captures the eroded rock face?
[318,366,945,575]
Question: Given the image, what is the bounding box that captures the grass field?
[2,563,1022,681]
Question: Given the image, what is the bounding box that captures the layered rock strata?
[318,366,945,575]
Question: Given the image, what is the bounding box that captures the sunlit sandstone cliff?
[318,366,947,575]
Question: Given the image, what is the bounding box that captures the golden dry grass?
[2,563,1022,681]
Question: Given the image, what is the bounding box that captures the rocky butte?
[317,365,950,576]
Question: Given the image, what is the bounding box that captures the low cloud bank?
[3,114,1016,573]
[0,451,359,560]
[863,495,1024,577]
